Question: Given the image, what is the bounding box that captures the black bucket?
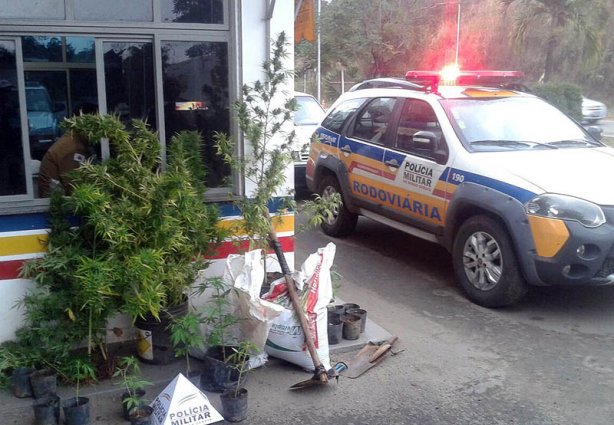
[33,394,60,425]
[135,300,188,365]
[201,346,240,393]
[11,367,34,398]
[346,308,367,333]
[327,313,343,345]
[220,388,248,423]
[341,313,361,340]
[62,397,90,425]
[29,369,57,399]
[129,405,154,425]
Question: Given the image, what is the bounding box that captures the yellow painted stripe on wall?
[217,214,295,235]
[0,234,47,257]
[527,215,569,258]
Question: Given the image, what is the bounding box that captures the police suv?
[306,69,613,307]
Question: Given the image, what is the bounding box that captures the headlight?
[525,194,605,227]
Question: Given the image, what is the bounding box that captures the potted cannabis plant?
[18,115,224,368]
[219,341,258,423]
[113,356,151,420]
[62,358,96,425]
[170,311,205,387]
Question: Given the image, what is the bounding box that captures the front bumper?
[533,208,614,285]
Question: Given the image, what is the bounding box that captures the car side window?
[321,98,366,134]
[348,97,396,145]
[394,99,445,160]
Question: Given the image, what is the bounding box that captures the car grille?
[299,151,310,161]
[595,258,614,278]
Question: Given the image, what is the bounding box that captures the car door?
[380,98,450,232]
[341,97,398,210]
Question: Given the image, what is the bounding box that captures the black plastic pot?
[62,396,90,425]
[11,367,34,398]
[122,389,146,421]
[201,346,240,393]
[134,299,188,365]
[220,388,248,423]
[129,405,154,425]
[346,308,367,333]
[187,369,203,389]
[30,369,57,399]
[327,313,343,345]
[33,394,60,425]
[341,313,361,340]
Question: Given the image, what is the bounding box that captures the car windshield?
[295,95,325,126]
[441,96,601,151]
[26,88,53,112]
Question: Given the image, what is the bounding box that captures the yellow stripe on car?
[527,215,569,258]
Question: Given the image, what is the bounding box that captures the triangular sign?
[150,373,224,425]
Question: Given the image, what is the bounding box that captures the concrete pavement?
[0,315,391,424]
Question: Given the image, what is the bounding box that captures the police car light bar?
[405,69,525,91]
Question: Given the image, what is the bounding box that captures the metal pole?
[317,0,321,102]
[455,0,460,66]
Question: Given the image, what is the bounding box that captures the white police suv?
[306,69,613,307]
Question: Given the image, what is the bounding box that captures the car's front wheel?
[318,175,357,237]
[452,215,528,307]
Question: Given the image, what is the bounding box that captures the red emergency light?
[405,68,525,92]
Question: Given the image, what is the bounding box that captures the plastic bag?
[263,242,336,371]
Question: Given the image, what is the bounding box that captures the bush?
[530,82,583,121]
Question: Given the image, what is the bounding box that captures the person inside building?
[38,104,98,198]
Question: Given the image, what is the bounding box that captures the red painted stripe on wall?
[0,260,24,280]
[0,237,295,280]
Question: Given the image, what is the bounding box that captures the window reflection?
[66,37,95,63]
[161,0,223,24]
[103,42,156,129]
[162,40,229,187]
[0,41,27,196]
[22,36,63,62]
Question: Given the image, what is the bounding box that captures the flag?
[295,0,316,43]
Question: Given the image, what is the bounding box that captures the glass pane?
[161,0,223,24]
[0,41,27,196]
[70,69,99,116]
[0,0,64,19]
[66,37,95,63]
[24,71,67,161]
[103,42,156,129]
[162,41,229,187]
[22,36,63,62]
[74,0,153,22]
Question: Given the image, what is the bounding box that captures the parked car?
[26,83,63,160]
[582,97,607,124]
[293,92,325,191]
[307,70,612,308]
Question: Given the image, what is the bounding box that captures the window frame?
[0,2,240,215]
[346,97,398,146]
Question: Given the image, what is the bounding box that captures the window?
[349,98,396,144]
[74,0,153,22]
[321,98,366,134]
[0,0,64,19]
[395,99,444,160]
[103,42,156,129]
[161,0,224,24]
[0,40,26,196]
[161,40,230,188]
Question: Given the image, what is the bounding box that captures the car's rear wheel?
[452,215,528,307]
[318,175,357,237]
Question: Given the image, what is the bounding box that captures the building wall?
[0,0,295,342]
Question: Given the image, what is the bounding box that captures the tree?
[502,0,607,82]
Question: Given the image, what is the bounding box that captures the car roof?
[294,91,316,98]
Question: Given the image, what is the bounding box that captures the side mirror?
[585,125,603,141]
[412,130,448,164]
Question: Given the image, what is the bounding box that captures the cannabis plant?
[170,311,204,375]
[16,115,223,374]
[113,356,151,412]
[215,31,297,253]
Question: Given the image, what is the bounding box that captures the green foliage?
[214,31,297,252]
[298,193,343,233]
[195,277,239,352]
[531,82,583,120]
[225,341,259,397]
[170,311,204,375]
[13,114,224,376]
[64,357,97,399]
[113,356,151,411]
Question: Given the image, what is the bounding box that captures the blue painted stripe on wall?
[0,213,50,232]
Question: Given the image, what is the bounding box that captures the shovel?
[339,336,399,379]
[266,216,329,390]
